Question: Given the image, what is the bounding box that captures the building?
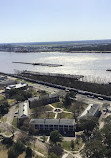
[0,75,7,81]
[18,100,30,124]
[6,82,27,90]
[0,75,15,86]
[29,119,75,135]
[28,93,59,109]
[79,104,100,119]
[106,106,111,113]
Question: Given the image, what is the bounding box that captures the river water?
[0,51,111,83]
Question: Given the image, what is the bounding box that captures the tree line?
[20,72,111,96]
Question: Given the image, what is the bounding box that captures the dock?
[12,62,63,67]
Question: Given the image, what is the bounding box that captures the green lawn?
[38,112,55,119]
[52,102,63,108]
[40,136,48,142]
[7,99,16,106]
[62,138,83,151]
[0,95,4,101]
[0,116,7,122]
[57,112,73,119]
[12,117,18,128]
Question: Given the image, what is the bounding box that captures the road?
[5,105,17,124]
[76,94,111,105]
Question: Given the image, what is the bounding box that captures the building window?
[54,125,58,129]
[49,125,53,128]
[35,125,39,129]
[59,125,63,128]
[45,125,48,129]
[69,125,74,130]
[40,124,43,128]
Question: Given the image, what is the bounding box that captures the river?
[0,51,111,83]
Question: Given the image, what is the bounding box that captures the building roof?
[107,106,111,111]
[18,101,29,119]
[28,96,39,102]
[6,82,27,90]
[28,93,59,102]
[30,119,75,126]
[0,75,7,81]
[79,104,100,118]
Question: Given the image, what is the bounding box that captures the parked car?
[87,95,94,98]
[98,97,103,100]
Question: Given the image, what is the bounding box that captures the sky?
[0,0,111,43]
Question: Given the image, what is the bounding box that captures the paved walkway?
[48,104,55,109]
[5,105,16,124]
[54,113,58,119]
[62,153,69,158]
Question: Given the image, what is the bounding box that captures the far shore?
[1,50,111,53]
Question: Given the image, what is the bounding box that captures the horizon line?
[0,39,111,44]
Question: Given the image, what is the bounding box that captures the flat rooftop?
[30,119,75,126]
[6,82,27,90]
[18,101,29,118]
[80,104,100,118]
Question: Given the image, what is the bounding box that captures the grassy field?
[7,99,16,106]
[32,112,55,119]
[0,95,4,101]
[37,147,48,156]
[57,112,73,119]
[12,117,18,128]
[52,102,63,108]
[0,150,8,158]
[18,152,26,158]
[62,138,83,151]
[0,116,7,122]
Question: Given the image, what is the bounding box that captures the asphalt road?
[76,94,111,105]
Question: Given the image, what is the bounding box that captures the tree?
[78,116,98,136]
[50,130,63,144]
[6,89,32,102]
[0,100,9,115]
[8,147,17,158]
[25,147,33,158]
[18,132,31,145]
[82,121,111,158]
[43,135,46,143]
[101,123,111,147]
[48,144,63,157]
[19,119,29,131]
[63,93,71,107]
[2,137,13,147]
[48,152,60,158]
[13,140,25,155]
[71,140,74,151]
[82,139,105,158]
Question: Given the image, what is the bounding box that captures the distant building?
[0,75,7,81]
[106,106,111,113]
[28,93,59,108]
[0,75,15,86]
[18,100,30,124]
[29,119,75,135]
[79,104,100,118]
[6,82,27,90]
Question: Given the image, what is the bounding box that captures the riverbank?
[18,71,111,96]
